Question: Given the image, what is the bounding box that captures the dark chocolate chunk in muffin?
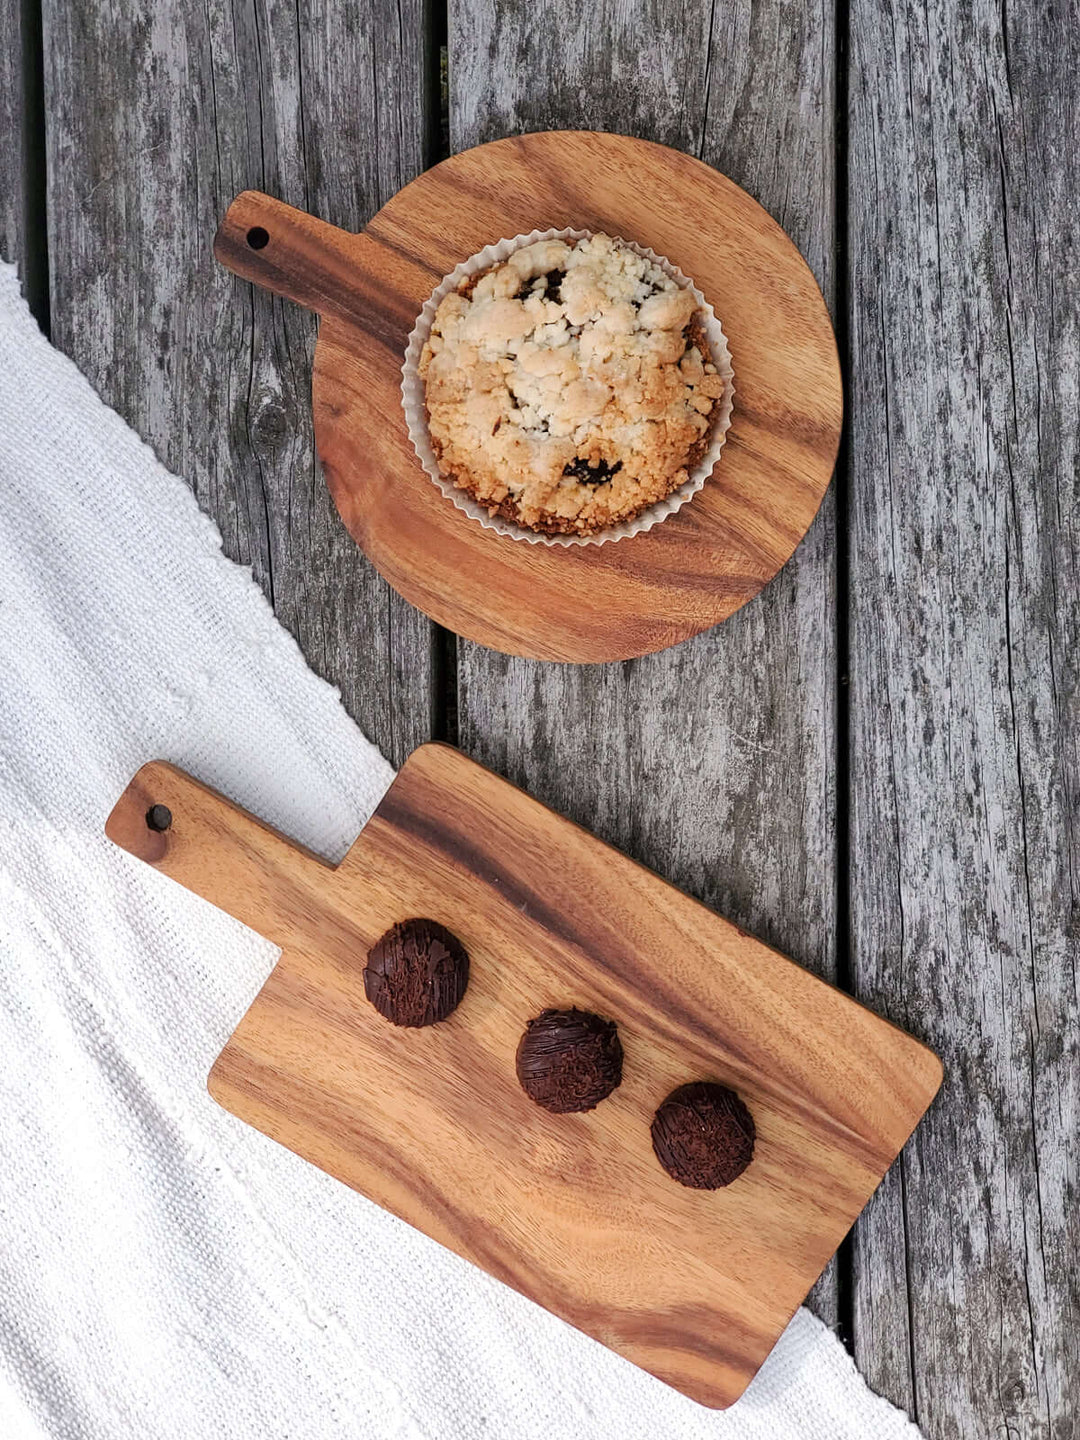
[563,458,623,485]
[540,267,565,302]
[514,267,566,303]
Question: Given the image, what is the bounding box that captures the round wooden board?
[215,132,842,662]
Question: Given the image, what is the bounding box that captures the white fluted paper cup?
[401,228,734,547]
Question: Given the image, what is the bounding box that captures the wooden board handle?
[104,761,336,948]
[213,190,379,329]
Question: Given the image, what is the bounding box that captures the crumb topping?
[418,234,727,535]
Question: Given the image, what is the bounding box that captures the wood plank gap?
[423,0,457,746]
[425,0,450,170]
[432,623,459,746]
[18,0,49,333]
[833,0,855,1358]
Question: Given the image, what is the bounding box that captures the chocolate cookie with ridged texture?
[516,1008,623,1113]
[364,918,469,1027]
[651,1081,755,1188]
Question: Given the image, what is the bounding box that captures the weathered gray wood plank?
[450,0,839,1325]
[0,0,24,274]
[41,0,436,766]
[848,0,1079,1434]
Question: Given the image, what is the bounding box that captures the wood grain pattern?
[41,0,437,766]
[450,0,841,1323]
[212,131,842,662]
[105,744,940,1410]
[848,1,1080,1433]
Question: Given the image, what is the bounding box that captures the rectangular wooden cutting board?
[105,743,942,1408]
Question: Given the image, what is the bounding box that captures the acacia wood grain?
[41,0,437,766]
[212,131,842,662]
[105,745,940,1410]
[848,1,1080,1433]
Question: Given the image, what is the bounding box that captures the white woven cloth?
[0,261,919,1439]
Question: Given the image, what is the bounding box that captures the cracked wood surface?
[38,0,438,766]
[5,0,1078,1434]
[848,0,1079,1434]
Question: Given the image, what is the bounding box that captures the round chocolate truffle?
[516,1008,623,1113]
[651,1081,755,1189]
[364,918,469,1028]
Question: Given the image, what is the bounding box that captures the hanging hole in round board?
[247,226,270,250]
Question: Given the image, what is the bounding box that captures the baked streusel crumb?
[418,234,727,535]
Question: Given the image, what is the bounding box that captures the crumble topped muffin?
[417,234,727,536]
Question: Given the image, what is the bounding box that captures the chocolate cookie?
[651,1081,755,1188]
[364,918,469,1028]
[516,1008,623,1113]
